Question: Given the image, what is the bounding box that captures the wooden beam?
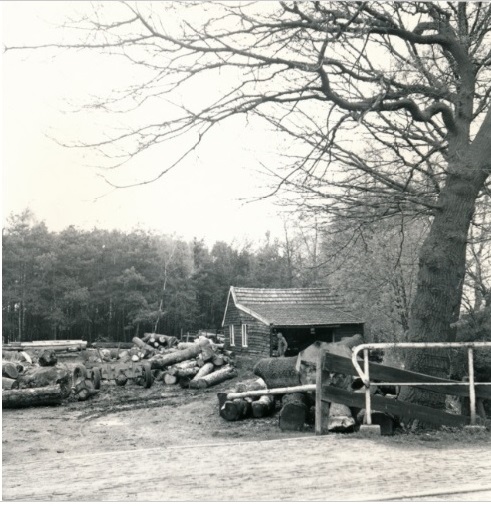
[323,352,491,400]
[322,386,470,428]
[315,353,330,435]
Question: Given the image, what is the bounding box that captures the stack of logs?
[218,378,314,429]
[131,334,238,389]
[219,379,275,421]
[2,349,93,408]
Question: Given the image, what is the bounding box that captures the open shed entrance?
[272,326,339,357]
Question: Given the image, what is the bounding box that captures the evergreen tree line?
[3,210,489,345]
[2,210,321,343]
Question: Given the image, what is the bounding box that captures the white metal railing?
[351,342,491,426]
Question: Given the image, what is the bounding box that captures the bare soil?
[3,354,491,501]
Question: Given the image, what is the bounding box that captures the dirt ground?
[3,354,491,501]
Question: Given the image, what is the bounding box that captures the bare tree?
[7,1,491,408]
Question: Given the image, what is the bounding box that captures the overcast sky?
[1,1,289,246]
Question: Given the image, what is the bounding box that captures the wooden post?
[468,347,476,425]
[315,352,329,435]
[364,349,372,425]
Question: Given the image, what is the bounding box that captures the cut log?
[279,393,310,431]
[253,356,300,389]
[193,363,214,380]
[38,350,58,367]
[174,359,198,370]
[189,365,237,389]
[177,342,196,350]
[251,395,275,418]
[131,355,140,362]
[92,341,133,349]
[175,367,199,378]
[2,362,19,379]
[327,402,356,433]
[220,398,251,421]
[198,336,214,361]
[179,376,192,389]
[3,377,19,390]
[236,378,267,393]
[222,350,234,357]
[3,385,64,409]
[148,344,201,370]
[18,366,72,398]
[212,355,225,367]
[74,380,98,401]
[132,336,156,355]
[164,373,178,385]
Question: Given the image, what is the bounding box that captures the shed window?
[229,325,235,346]
[241,324,248,347]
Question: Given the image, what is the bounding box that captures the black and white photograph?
[2,1,491,501]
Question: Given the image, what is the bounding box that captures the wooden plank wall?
[223,301,270,356]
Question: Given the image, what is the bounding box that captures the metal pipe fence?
[351,342,491,426]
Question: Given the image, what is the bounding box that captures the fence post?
[364,348,372,425]
[315,352,329,435]
[468,347,476,426]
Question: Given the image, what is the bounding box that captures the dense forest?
[3,209,489,344]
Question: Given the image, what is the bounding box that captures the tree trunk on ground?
[148,344,200,370]
[192,363,214,380]
[38,350,58,367]
[164,373,177,385]
[235,378,267,393]
[132,336,157,355]
[220,398,251,421]
[251,395,275,418]
[18,366,72,398]
[253,356,300,389]
[2,362,19,379]
[212,355,225,367]
[327,402,356,433]
[2,385,64,408]
[2,377,19,390]
[174,359,198,370]
[189,365,237,389]
[279,393,309,431]
[174,367,199,378]
[177,342,196,350]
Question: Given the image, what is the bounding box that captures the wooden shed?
[221,287,364,357]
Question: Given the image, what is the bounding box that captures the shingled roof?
[223,287,364,327]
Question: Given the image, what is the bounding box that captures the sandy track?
[4,434,491,501]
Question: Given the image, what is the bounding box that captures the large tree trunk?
[2,385,64,409]
[148,344,200,370]
[401,155,488,410]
